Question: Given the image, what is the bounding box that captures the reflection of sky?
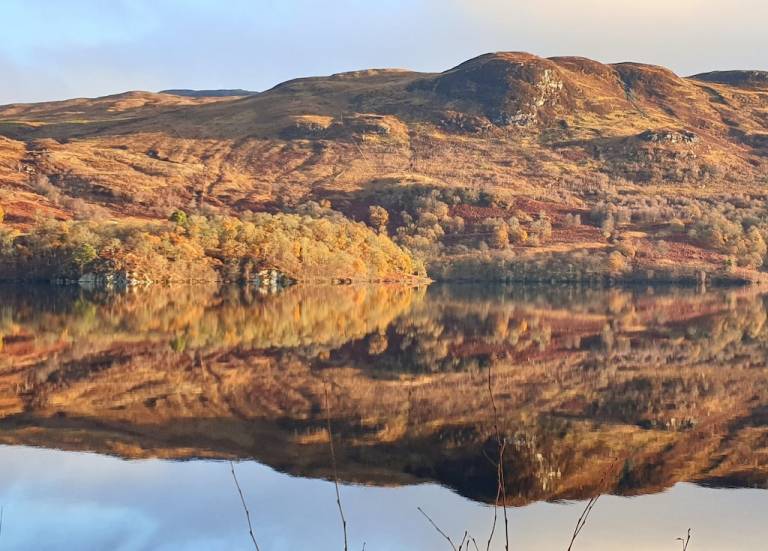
[0,446,766,550]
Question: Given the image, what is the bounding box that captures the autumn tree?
[530,216,553,243]
[746,226,767,258]
[507,216,528,245]
[368,205,390,234]
[72,243,98,271]
[490,220,509,249]
[0,226,18,255]
[601,215,615,239]
[740,226,767,268]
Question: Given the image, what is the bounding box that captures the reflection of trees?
[344,304,556,374]
[587,294,768,427]
[2,284,768,506]
[318,286,768,504]
[0,284,424,366]
[326,285,751,376]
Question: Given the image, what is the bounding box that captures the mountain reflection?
[1,283,767,506]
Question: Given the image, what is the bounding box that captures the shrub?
[601,215,615,238]
[31,174,61,203]
[368,205,389,234]
[607,251,628,273]
[530,218,552,242]
[169,209,189,227]
[616,240,637,258]
[668,218,686,232]
[564,213,582,227]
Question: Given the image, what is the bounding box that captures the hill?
[1,52,768,282]
[159,89,259,97]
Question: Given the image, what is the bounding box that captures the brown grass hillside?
[1,52,767,281]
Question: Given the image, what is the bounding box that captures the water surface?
[1,283,767,549]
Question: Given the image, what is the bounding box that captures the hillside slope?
[1,52,768,282]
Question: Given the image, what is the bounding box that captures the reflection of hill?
[1,285,768,506]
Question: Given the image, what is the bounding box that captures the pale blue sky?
[2,446,768,550]
[2,0,767,104]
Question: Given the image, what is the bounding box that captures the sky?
[2,445,768,550]
[1,0,767,104]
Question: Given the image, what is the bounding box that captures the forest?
[0,202,426,284]
[351,180,768,284]
[4,179,768,286]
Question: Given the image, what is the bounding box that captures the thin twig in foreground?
[325,386,349,551]
[417,506,458,551]
[230,461,261,551]
[566,494,599,551]
[487,363,509,551]
[485,473,500,551]
[677,528,692,551]
[566,460,616,551]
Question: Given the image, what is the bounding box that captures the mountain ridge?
[159,88,259,97]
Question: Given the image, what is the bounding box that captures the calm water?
[1,283,767,550]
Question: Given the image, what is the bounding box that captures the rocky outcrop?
[409,52,573,126]
[246,268,295,290]
[638,128,699,144]
[75,271,149,288]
